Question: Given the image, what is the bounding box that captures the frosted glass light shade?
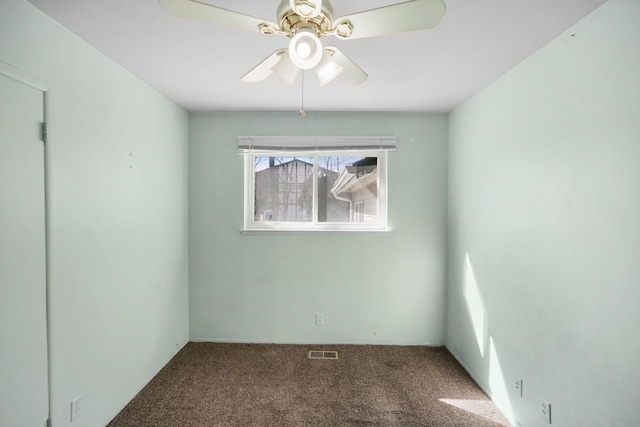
[272,51,300,85]
[289,30,323,70]
[314,51,343,86]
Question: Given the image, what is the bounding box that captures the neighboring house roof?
[331,158,378,195]
[271,159,312,168]
[256,158,336,177]
[255,158,313,174]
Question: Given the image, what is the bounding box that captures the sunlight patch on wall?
[464,253,487,357]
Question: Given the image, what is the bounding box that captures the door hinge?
[41,121,48,143]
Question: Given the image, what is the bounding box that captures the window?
[240,137,394,232]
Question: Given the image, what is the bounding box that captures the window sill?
[240,228,391,236]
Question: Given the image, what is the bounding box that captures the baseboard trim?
[445,344,493,398]
[189,337,443,347]
[445,344,515,426]
[100,338,189,427]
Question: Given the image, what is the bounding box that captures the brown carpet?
[108,343,510,427]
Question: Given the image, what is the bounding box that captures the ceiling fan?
[158,0,446,87]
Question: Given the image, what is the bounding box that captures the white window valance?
[238,136,396,152]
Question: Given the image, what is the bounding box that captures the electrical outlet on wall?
[315,313,323,325]
[540,397,551,424]
[514,374,523,397]
[70,394,83,422]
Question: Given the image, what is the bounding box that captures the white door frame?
[0,59,54,427]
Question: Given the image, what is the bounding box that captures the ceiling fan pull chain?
[300,71,306,117]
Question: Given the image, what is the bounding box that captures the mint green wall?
[1,1,189,426]
[7,0,638,425]
[189,112,448,345]
[446,0,640,425]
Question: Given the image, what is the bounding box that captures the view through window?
[246,152,387,231]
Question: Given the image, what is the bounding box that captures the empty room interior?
[1,0,638,426]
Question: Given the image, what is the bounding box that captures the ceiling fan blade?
[158,0,277,33]
[241,50,285,83]
[325,47,368,87]
[333,0,446,40]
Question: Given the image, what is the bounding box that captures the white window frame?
[242,144,391,232]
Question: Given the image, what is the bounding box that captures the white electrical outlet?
[71,394,83,422]
[514,374,523,397]
[315,313,323,325]
[540,397,551,424]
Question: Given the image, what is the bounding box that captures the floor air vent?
[308,351,338,360]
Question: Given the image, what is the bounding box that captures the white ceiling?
[26,0,607,113]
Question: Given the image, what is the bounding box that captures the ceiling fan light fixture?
[315,51,343,86]
[288,29,323,69]
[272,51,300,85]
